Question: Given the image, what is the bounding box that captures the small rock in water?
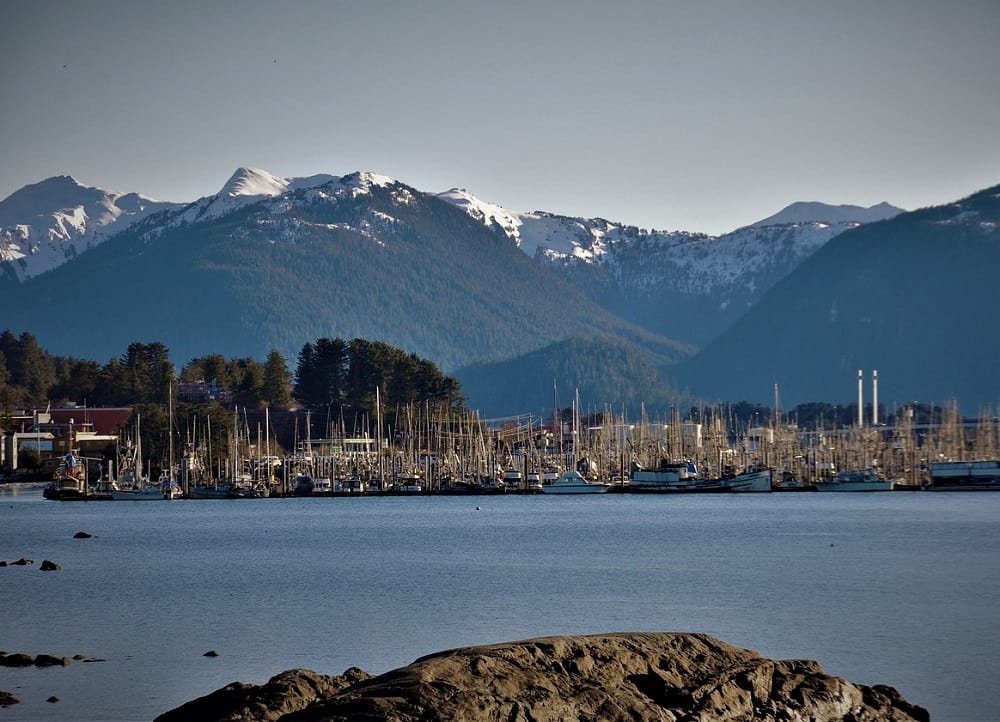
[0,690,20,706]
[46,695,60,704]
[34,654,70,667]
[73,531,93,539]
[40,560,61,571]
[203,650,220,657]
[0,653,35,667]
[12,558,33,566]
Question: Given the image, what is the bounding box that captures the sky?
[2,0,999,234]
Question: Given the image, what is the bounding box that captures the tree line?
[0,330,462,417]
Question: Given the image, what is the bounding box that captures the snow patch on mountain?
[0,175,179,281]
[178,167,345,223]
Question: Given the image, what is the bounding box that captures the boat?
[339,477,367,494]
[628,460,727,493]
[501,469,523,493]
[928,460,1000,490]
[292,474,315,496]
[111,480,166,501]
[525,470,544,493]
[720,466,773,492]
[541,469,611,494]
[110,414,169,500]
[188,482,234,499]
[43,453,90,500]
[814,469,894,492]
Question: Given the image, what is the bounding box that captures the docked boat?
[928,460,1000,490]
[111,480,166,501]
[292,474,315,496]
[188,482,234,499]
[541,470,610,494]
[43,454,90,500]
[721,466,773,492]
[501,469,523,493]
[628,460,726,493]
[339,477,368,494]
[815,469,894,492]
[525,470,544,493]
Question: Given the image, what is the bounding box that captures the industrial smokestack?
[872,370,879,426]
[857,369,864,428]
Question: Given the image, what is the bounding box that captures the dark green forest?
[0,330,464,473]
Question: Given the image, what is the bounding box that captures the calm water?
[1,487,998,722]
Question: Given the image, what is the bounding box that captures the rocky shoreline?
[154,632,928,722]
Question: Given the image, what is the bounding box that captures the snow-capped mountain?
[436,187,901,344]
[0,175,181,281]
[0,166,688,377]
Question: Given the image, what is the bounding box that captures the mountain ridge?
[669,184,1000,411]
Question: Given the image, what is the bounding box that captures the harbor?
[13,396,1000,500]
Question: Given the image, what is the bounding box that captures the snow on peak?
[436,187,524,241]
[219,167,290,198]
[356,171,395,188]
[183,168,341,223]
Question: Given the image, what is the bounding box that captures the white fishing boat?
[541,470,610,494]
[721,466,773,492]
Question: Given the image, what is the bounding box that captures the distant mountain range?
[670,184,1000,411]
[5,167,992,414]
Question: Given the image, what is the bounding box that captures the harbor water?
[1,487,998,721]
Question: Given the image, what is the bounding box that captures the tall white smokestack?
[857,369,864,428]
[872,370,879,426]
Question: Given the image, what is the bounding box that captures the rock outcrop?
[155,633,927,722]
[155,667,371,722]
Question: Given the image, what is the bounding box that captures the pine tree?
[261,350,292,408]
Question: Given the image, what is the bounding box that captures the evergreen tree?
[261,350,292,408]
[11,332,56,406]
[121,342,174,404]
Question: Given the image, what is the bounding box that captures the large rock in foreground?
[156,632,928,722]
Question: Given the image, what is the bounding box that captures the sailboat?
[112,413,165,500]
[542,390,611,494]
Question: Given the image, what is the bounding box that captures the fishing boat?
[43,452,90,500]
[628,460,727,493]
[720,466,773,492]
[814,469,894,492]
[110,414,169,500]
[541,469,611,494]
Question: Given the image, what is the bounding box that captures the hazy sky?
[3,0,998,233]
